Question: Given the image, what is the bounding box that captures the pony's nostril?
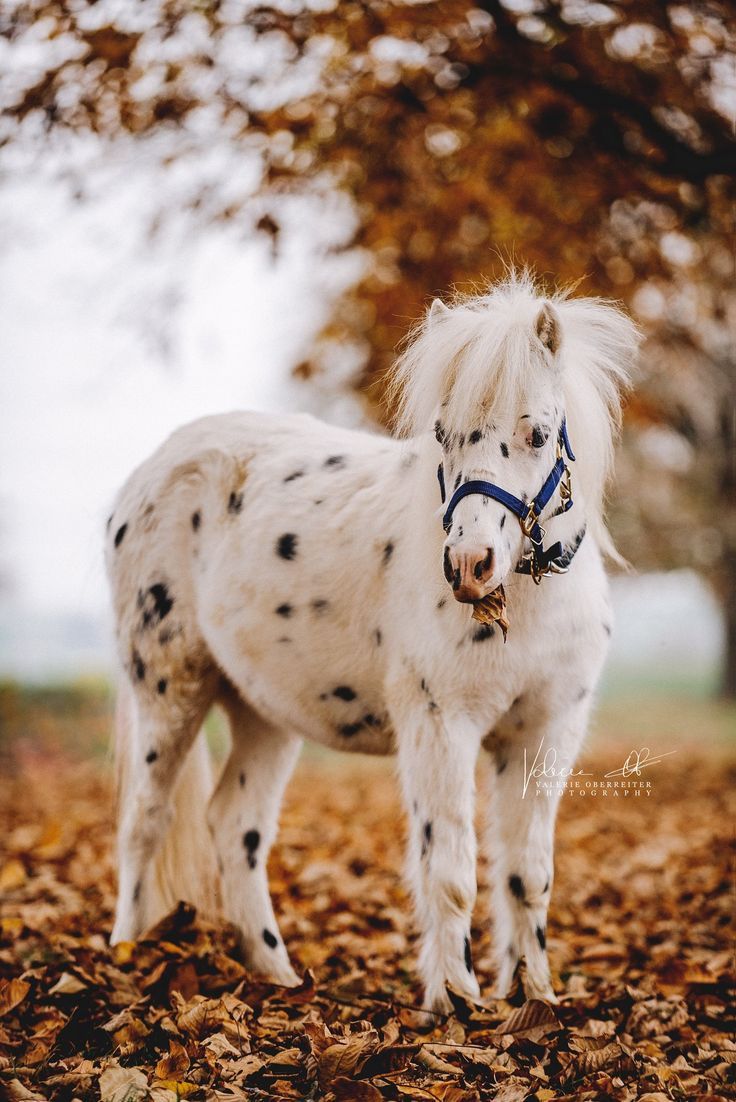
[474,548,494,580]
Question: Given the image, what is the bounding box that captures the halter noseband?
[437,419,585,583]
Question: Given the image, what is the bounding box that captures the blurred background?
[0,0,734,745]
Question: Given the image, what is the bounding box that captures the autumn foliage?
[3,0,735,690]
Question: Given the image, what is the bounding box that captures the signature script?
[522,741,677,797]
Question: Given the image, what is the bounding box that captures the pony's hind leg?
[208,688,302,986]
[111,673,217,944]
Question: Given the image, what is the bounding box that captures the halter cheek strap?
[438,419,585,581]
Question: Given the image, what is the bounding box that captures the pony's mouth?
[471,585,509,641]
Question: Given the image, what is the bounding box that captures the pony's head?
[391,273,639,603]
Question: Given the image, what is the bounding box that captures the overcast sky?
[0,133,362,622]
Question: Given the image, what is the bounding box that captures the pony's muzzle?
[443,543,495,603]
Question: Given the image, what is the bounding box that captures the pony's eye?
[531,426,549,449]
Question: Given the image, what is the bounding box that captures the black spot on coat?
[324,455,345,468]
[244,829,261,869]
[277,533,298,560]
[156,679,167,695]
[500,442,509,458]
[469,429,482,444]
[228,491,243,514]
[132,650,146,681]
[421,820,432,858]
[333,685,356,701]
[191,511,201,531]
[508,874,525,901]
[464,935,473,972]
[536,925,546,950]
[139,583,174,628]
[339,722,364,738]
[443,547,454,585]
[383,541,394,564]
[145,749,158,764]
[276,603,293,618]
[284,470,305,482]
[472,623,495,642]
[114,523,128,548]
[239,772,246,788]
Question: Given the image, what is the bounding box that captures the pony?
[106,273,638,1012]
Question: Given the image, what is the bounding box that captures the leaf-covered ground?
[0,688,734,1101]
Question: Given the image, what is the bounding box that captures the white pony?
[106,274,638,1011]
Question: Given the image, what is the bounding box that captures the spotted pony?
[106,274,638,1011]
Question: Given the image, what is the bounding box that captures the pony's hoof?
[424,984,453,1016]
[272,964,301,988]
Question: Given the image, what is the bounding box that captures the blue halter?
[438,419,584,581]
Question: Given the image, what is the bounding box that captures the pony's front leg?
[396,703,482,1013]
[485,709,588,1003]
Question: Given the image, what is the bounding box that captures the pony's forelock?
[389,272,640,557]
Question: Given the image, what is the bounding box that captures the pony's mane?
[389,272,640,558]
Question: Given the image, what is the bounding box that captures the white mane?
[390,272,640,557]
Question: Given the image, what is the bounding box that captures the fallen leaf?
[0,978,30,1018]
[494,999,559,1041]
[155,1082,199,1097]
[155,1039,190,1079]
[0,860,27,891]
[416,1046,462,1076]
[332,1078,383,1101]
[48,971,88,995]
[99,1063,149,1102]
[472,584,509,639]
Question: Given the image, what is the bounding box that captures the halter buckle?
[520,506,545,543]
[519,549,546,584]
[559,465,573,503]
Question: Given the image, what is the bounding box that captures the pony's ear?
[428,298,450,324]
[535,302,562,355]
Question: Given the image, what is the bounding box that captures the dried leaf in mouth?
[471,584,509,640]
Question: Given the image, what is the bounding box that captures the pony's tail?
[114,680,220,931]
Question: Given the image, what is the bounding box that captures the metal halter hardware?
[437,418,585,582]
